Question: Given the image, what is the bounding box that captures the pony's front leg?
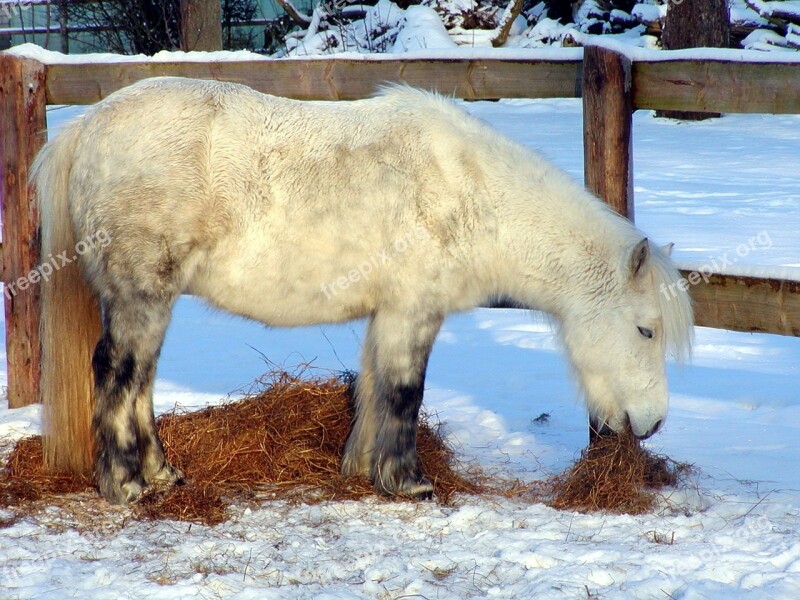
[373,380,434,498]
[363,309,443,499]
[341,364,378,476]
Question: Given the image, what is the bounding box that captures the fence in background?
[1,45,799,408]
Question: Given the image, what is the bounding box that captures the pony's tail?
[33,122,101,476]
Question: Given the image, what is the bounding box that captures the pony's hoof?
[99,478,144,505]
[148,462,185,488]
[341,453,371,477]
[377,476,434,500]
[401,478,434,500]
[121,480,144,503]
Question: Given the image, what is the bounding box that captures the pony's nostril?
[634,418,663,440]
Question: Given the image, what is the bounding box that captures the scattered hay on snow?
[0,372,691,526]
[1,372,484,525]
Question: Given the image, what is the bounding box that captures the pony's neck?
[491,167,630,319]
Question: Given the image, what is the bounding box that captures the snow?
[584,36,800,63]
[631,3,665,23]
[392,5,455,53]
[675,262,800,282]
[7,40,585,62]
[2,67,800,600]
[9,35,800,65]
[743,28,800,52]
[748,0,800,19]
[5,43,275,64]
[505,17,568,49]
[495,1,521,33]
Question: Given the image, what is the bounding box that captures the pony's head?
[559,238,693,439]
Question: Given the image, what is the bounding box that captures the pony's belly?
[187,269,374,327]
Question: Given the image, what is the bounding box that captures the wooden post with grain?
[0,55,47,408]
[180,0,223,52]
[582,45,635,443]
[582,44,634,221]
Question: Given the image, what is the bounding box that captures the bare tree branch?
[275,0,311,26]
[491,0,524,48]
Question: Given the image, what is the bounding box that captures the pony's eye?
[638,326,654,339]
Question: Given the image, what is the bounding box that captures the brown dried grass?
[549,430,691,514]
[0,372,690,526]
[1,436,94,504]
[1,372,485,525]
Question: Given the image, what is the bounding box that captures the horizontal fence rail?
[43,58,584,104]
[1,46,800,408]
[39,55,800,112]
[633,60,800,114]
[681,271,800,337]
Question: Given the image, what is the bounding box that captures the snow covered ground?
[1,98,799,598]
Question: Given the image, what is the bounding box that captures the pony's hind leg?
[92,296,179,504]
[346,309,443,498]
[134,358,184,488]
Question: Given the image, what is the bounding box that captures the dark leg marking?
[92,330,146,504]
[372,379,433,499]
[91,298,180,504]
[135,357,184,488]
[375,313,442,499]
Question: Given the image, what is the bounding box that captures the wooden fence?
[1,45,799,409]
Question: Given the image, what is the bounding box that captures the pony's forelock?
[648,245,694,362]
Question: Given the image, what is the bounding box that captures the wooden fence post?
[583,44,634,220]
[582,45,634,444]
[180,0,223,52]
[0,55,47,408]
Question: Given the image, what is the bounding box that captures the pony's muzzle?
[589,414,663,441]
[634,418,663,440]
[626,411,664,440]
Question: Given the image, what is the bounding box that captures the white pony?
[33,78,693,504]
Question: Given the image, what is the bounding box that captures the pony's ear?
[630,238,649,279]
[661,242,675,257]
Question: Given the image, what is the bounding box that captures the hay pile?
[0,373,483,525]
[0,372,689,526]
[1,436,93,504]
[550,430,689,514]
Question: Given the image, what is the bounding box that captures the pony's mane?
[374,85,480,128]
[375,83,450,105]
[645,243,694,362]
[378,84,694,361]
